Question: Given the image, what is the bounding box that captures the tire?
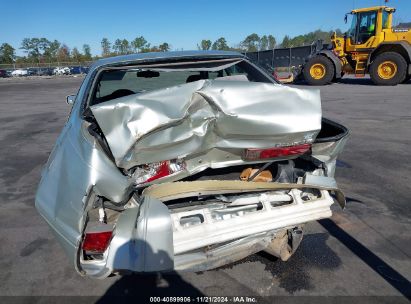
[369,52,407,86]
[402,74,411,84]
[303,55,335,85]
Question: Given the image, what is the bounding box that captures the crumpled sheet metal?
[91,80,322,170]
[35,118,133,261]
[142,180,346,209]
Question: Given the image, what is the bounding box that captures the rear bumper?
[79,179,340,278]
[172,189,333,255]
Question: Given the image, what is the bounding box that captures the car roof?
[90,50,245,71]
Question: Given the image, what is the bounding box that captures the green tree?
[159,42,170,52]
[0,43,16,64]
[241,33,260,52]
[43,40,60,61]
[281,35,291,48]
[132,36,147,53]
[212,37,229,50]
[150,45,160,52]
[260,35,268,51]
[279,29,343,48]
[268,35,276,49]
[20,38,65,62]
[57,44,70,62]
[198,39,212,50]
[121,39,130,54]
[101,38,111,57]
[20,38,42,62]
[83,44,92,60]
[113,39,122,54]
[71,47,81,62]
[140,43,152,53]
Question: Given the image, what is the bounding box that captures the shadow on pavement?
[96,272,203,303]
[289,77,411,86]
[337,78,375,85]
[319,218,411,300]
[96,239,203,303]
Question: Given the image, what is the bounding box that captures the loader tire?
[369,52,407,86]
[303,55,335,85]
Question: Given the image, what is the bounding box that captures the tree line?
[0,38,92,65]
[100,37,171,57]
[192,29,341,52]
[280,29,344,48]
[198,34,277,52]
[0,29,342,65]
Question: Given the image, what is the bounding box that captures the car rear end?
[76,116,348,278]
[35,51,349,278]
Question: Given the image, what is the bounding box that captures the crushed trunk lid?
[91,80,322,170]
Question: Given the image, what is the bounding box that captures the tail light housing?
[145,161,174,183]
[82,226,113,254]
[244,144,311,161]
[135,159,185,184]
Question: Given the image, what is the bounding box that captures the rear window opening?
[89,59,275,106]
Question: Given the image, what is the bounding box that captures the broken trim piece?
[143,180,346,209]
[170,188,334,254]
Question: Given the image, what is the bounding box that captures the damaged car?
[35,50,349,278]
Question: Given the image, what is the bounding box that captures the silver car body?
[35,51,348,278]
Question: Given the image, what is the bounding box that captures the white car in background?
[53,67,71,75]
[11,69,28,77]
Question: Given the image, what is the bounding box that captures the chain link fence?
[0,61,93,70]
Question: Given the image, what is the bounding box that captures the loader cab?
[345,6,395,51]
[349,11,376,44]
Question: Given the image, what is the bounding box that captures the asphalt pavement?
[0,76,410,303]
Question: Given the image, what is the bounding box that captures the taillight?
[145,161,172,183]
[82,229,113,254]
[244,144,311,161]
[136,159,185,184]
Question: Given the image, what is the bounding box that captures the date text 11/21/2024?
[149,297,258,303]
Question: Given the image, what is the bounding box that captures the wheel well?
[318,51,340,79]
[370,44,411,64]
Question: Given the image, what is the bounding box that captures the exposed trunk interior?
[316,117,349,143]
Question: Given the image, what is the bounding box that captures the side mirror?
[66,94,76,105]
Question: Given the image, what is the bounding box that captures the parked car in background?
[36,51,349,278]
[71,66,89,74]
[37,68,54,76]
[11,69,28,77]
[0,69,8,78]
[70,66,82,74]
[53,67,71,75]
[27,68,39,76]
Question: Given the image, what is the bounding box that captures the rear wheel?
[303,55,335,85]
[369,52,407,86]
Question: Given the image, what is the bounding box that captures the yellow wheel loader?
[303,6,411,86]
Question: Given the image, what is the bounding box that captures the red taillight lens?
[140,159,185,184]
[82,231,113,253]
[244,144,311,160]
[145,161,171,183]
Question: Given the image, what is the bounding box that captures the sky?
[2,0,411,56]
